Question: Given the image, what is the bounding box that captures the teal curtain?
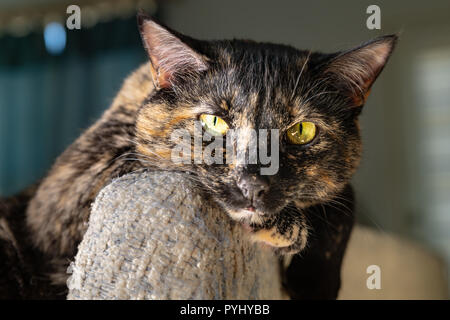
[0,16,150,196]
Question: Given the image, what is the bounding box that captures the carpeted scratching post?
[67,171,284,300]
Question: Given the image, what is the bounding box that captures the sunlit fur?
[135,19,397,255]
[21,17,396,292]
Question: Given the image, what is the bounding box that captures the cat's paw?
[249,224,308,255]
[250,226,296,247]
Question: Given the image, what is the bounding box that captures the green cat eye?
[286,121,317,145]
[199,114,229,136]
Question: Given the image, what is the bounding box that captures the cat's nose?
[237,174,269,204]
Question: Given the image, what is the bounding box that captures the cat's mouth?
[214,188,289,226]
[226,206,268,225]
[245,206,256,212]
[224,201,287,226]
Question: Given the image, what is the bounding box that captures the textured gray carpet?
[67,171,283,299]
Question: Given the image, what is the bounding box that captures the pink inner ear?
[141,20,208,88]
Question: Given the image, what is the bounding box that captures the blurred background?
[0,0,449,298]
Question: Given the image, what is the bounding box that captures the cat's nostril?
[241,186,250,198]
[256,189,265,199]
[253,183,268,202]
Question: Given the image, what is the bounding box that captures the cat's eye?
[199,114,229,136]
[286,121,317,145]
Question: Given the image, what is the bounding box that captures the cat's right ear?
[322,35,397,107]
[137,14,208,89]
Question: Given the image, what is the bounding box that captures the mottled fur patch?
[21,16,396,294]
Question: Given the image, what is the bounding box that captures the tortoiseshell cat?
[0,14,396,299]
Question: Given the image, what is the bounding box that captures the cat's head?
[135,15,397,226]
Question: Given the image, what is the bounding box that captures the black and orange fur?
[0,14,396,299]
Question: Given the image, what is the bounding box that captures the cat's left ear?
[324,35,397,107]
[137,13,208,89]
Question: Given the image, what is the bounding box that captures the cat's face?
[135,15,396,227]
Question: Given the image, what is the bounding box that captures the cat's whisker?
[302,90,340,106]
[290,51,311,100]
[301,77,329,101]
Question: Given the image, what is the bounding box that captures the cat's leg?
[249,210,309,254]
[0,185,60,299]
[250,184,354,299]
[282,184,355,299]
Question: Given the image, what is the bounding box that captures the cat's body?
[0,15,396,299]
[26,64,153,283]
[1,65,152,298]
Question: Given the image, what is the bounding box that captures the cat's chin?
[225,207,267,225]
[221,201,288,226]
[222,205,308,255]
